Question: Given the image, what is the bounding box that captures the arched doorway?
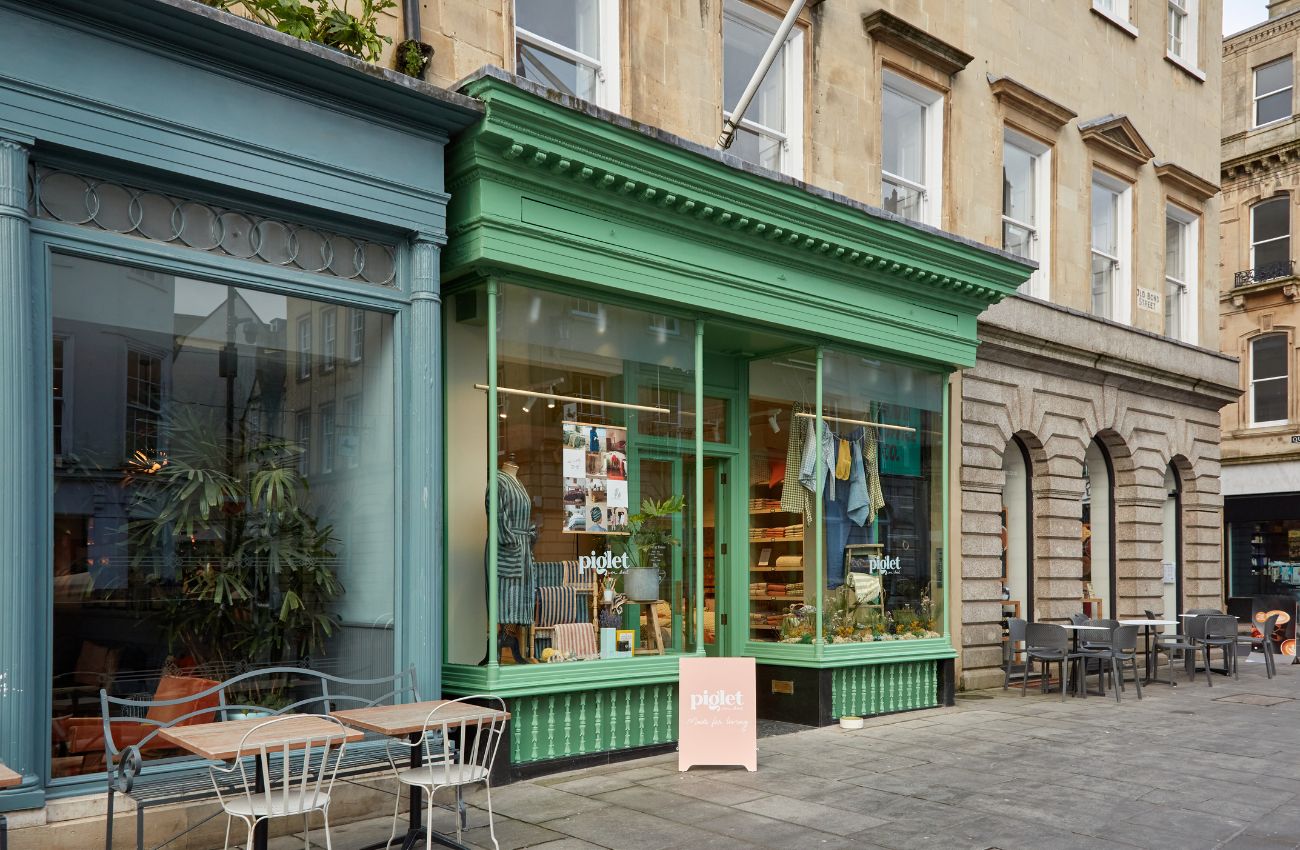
[1162,464,1183,618]
[1083,439,1116,617]
[1001,437,1034,620]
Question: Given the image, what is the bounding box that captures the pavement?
[268,652,1300,850]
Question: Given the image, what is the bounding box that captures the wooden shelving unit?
[748,503,807,639]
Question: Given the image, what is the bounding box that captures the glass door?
[685,456,727,656]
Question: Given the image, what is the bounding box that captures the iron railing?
[1234,260,1295,287]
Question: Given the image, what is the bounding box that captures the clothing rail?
[795,411,916,434]
[473,383,670,414]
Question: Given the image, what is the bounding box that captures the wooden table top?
[156,715,364,762]
[332,701,510,737]
[0,762,21,789]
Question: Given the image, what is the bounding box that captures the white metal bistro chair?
[383,696,509,850]
[208,715,350,850]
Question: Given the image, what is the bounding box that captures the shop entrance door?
[685,456,729,656]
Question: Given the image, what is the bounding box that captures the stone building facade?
[367,0,1240,689]
[1218,0,1300,603]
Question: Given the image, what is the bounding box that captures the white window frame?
[349,308,364,364]
[1093,0,1138,35]
[1002,129,1051,299]
[1251,196,1291,272]
[320,402,335,475]
[344,395,362,470]
[1090,171,1133,325]
[514,0,621,112]
[722,0,805,179]
[124,346,165,461]
[1250,333,1290,427]
[882,69,944,228]
[1254,57,1294,129]
[1164,204,1199,345]
[1166,0,1198,69]
[297,315,312,380]
[296,410,311,475]
[321,307,336,373]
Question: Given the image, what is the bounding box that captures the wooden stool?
[641,601,666,655]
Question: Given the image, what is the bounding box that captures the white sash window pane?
[724,10,785,136]
[1254,57,1293,126]
[1003,143,1035,228]
[516,0,600,57]
[883,87,925,185]
[883,177,924,220]
[1003,220,1034,261]
[1252,197,1291,269]
[517,40,599,101]
[730,125,783,173]
[1092,184,1118,258]
[1091,253,1114,319]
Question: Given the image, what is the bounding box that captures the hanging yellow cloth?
[834,437,852,480]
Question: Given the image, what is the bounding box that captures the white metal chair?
[208,715,349,850]
[383,696,508,850]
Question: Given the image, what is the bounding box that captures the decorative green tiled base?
[510,683,678,764]
[831,660,938,718]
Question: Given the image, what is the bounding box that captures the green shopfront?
[441,70,1033,773]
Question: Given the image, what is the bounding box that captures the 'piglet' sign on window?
[677,657,757,772]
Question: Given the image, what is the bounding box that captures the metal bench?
[97,665,419,850]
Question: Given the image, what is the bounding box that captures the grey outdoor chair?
[1187,608,1223,615]
[1237,612,1279,679]
[1196,615,1239,686]
[1002,617,1037,690]
[1073,619,1118,696]
[1103,625,1143,703]
[1023,623,1070,701]
[1070,612,1090,625]
[1148,608,1197,684]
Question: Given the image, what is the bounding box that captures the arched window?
[1083,440,1115,618]
[1250,333,1289,426]
[1250,196,1290,280]
[1001,438,1034,620]
[1161,465,1183,619]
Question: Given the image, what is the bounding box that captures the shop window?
[1230,519,1300,597]
[1090,172,1131,323]
[1001,438,1032,621]
[444,283,698,665]
[1251,196,1290,274]
[1251,333,1289,426]
[722,0,804,177]
[1082,440,1114,618]
[514,0,620,111]
[882,70,943,226]
[1164,205,1198,344]
[1254,56,1293,128]
[49,254,395,778]
[1161,465,1182,617]
[1002,129,1050,297]
[760,351,945,644]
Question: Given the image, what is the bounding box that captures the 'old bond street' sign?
[678,657,757,772]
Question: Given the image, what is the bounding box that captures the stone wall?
[958,296,1239,689]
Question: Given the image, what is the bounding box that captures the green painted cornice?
[448,72,1032,320]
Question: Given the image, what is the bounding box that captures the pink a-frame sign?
[677,656,757,772]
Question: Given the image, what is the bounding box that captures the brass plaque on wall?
[770,680,794,695]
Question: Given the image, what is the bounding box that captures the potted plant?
[123,409,343,695]
[618,495,685,602]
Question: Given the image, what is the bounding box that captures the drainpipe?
[717,0,807,151]
[402,0,419,43]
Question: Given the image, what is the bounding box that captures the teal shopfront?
[0,0,478,810]
[440,71,1033,775]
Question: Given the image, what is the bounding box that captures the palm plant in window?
[123,408,343,694]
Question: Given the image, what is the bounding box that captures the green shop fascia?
[441,69,1032,774]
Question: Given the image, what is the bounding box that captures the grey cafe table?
[1060,624,1110,696]
[1118,618,1179,685]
